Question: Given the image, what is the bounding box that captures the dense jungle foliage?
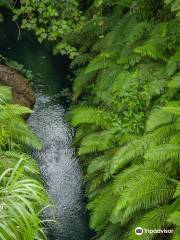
[67,1,180,239]
[0,0,180,240]
[0,86,49,239]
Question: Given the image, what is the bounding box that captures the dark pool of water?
[1,13,91,240]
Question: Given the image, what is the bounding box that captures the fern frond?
[87,175,104,193]
[110,171,175,224]
[87,151,115,180]
[72,69,96,100]
[70,106,113,129]
[128,206,170,240]
[0,104,32,116]
[70,53,92,69]
[98,224,122,240]
[166,48,180,76]
[167,73,180,88]
[162,101,180,115]
[145,144,180,162]
[144,144,180,176]
[165,0,180,17]
[167,210,180,240]
[174,182,180,198]
[87,153,110,175]
[110,136,146,174]
[85,53,115,73]
[134,39,168,62]
[78,130,114,155]
[0,86,12,103]
[87,184,117,230]
[146,108,176,132]
[110,71,131,93]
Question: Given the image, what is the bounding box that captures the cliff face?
[0,64,35,109]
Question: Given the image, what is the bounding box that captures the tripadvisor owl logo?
[135,227,144,235]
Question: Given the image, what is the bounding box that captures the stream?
[1,17,91,240]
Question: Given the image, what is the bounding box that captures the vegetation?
[0,86,49,239]
[0,0,180,239]
[67,1,180,239]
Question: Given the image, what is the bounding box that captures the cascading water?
[1,17,91,239]
[28,94,88,240]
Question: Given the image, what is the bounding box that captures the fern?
[145,144,180,162]
[70,53,92,69]
[162,101,180,115]
[98,224,123,240]
[87,184,117,230]
[165,0,180,17]
[78,130,114,155]
[146,108,176,132]
[72,69,96,100]
[85,53,115,73]
[128,206,170,240]
[167,73,180,88]
[70,106,113,129]
[64,1,180,239]
[0,86,12,103]
[134,39,168,62]
[111,171,175,224]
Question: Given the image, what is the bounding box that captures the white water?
[28,94,89,240]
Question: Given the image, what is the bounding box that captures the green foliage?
[0,159,49,240]
[0,86,50,239]
[70,106,113,129]
[66,1,180,239]
[78,130,114,155]
[10,0,180,239]
[0,87,42,150]
[13,0,85,58]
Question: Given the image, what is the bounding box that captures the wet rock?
[0,64,35,109]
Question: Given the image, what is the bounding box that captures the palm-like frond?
[78,130,114,155]
[111,170,175,225]
[0,86,42,150]
[70,106,113,129]
[0,86,12,104]
[87,184,117,230]
[128,206,170,240]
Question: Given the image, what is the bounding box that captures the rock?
[0,64,35,109]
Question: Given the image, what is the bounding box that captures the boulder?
[0,64,35,109]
